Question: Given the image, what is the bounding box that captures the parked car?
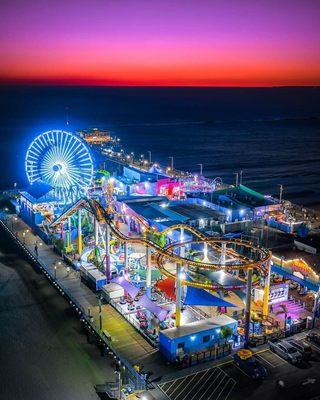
[286,339,312,360]
[119,297,126,305]
[306,332,320,345]
[269,340,302,364]
[127,304,135,311]
[233,350,267,380]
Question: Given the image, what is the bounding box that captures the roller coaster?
[50,197,272,293]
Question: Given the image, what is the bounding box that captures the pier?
[0,212,163,390]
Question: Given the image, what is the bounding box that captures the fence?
[188,343,232,367]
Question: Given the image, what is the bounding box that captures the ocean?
[0,85,319,205]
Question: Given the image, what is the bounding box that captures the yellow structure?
[263,259,272,316]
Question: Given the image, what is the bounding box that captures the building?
[159,315,237,361]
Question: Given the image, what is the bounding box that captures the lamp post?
[197,163,203,176]
[279,184,284,203]
[98,294,103,331]
[114,370,122,398]
[54,261,61,280]
[169,156,173,171]
[234,172,239,187]
[147,151,152,164]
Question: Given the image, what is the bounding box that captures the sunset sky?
[1,0,320,87]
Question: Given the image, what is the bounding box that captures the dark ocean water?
[0,86,319,205]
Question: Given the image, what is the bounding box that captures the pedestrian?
[34,243,38,257]
[270,304,274,313]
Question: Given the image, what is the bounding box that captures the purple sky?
[1,0,319,86]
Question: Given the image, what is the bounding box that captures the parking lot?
[158,366,236,400]
[158,331,320,400]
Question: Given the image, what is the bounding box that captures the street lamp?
[147,151,152,164]
[169,156,173,171]
[12,216,17,230]
[278,184,284,203]
[98,294,103,331]
[114,370,122,397]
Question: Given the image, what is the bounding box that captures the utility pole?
[234,172,239,187]
[279,184,284,203]
[169,156,174,171]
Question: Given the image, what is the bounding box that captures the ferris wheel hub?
[52,163,63,172]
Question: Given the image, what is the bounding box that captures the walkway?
[2,213,158,369]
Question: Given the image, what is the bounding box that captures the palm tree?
[275,304,289,332]
[221,326,233,344]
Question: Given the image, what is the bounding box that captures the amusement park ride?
[23,129,276,349]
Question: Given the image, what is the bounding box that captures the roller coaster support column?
[105,224,111,282]
[124,242,129,272]
[77,209,82,255]
[221,242,226,267]
[94,218,99,259]
[263,259,272,317]
[244,268,253,348]
[66,217,71,248]
[146,246,152,298]
[175,263,182,328]
[203,242,208,262]
[180,228,185,258]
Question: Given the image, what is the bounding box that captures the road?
[0,234,114,400]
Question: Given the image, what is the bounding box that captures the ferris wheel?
[25,130,94,203]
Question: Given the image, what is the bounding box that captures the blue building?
[159,315,237,361]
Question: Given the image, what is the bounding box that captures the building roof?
[123,198,188,223]
[214,185,276,208]
[169,203,225,221]
[160,315,236,340]
[190,184,277,210]
[20,181,57,203]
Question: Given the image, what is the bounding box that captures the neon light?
[25,130,94,203]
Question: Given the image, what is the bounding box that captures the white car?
[269,340,303,364]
